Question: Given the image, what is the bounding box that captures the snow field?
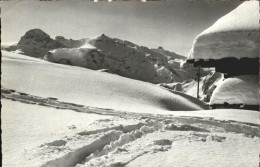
[2,51,206,113]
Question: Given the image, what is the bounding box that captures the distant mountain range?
[2,28,221,102]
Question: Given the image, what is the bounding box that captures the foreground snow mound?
[210,75,259,105]
[188,1,260,60]
[2,51,206,112]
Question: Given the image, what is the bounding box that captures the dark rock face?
[55,36,86,48]
[17,29,64,57]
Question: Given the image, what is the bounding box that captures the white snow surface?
[1,42,17,48]
[79,42,96,49]
[1,99,112,167]
[203,1,259,33]
[2,99,260,167]
[2,51,260,167]
[2,51,205,113]
[173,109,260,125]
[188,1,260,60]
[210,75,259,105]
[124,131,259,167]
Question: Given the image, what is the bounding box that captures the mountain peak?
[96,33,112,41]
[19,29,50,44]
[17,28,63,57]
[158,46,164,50]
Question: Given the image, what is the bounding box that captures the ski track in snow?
[1,89,260,167]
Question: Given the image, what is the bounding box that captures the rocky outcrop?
[151,47,186,60]
[16,29,65,57]
[160,71,223,102]
[54,36,87,48]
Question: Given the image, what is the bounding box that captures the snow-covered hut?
[187,1,260,110]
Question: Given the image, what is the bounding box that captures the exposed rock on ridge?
[17,29,65,57]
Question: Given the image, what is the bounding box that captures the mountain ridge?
[3,28,202,84]
[2,29,220,102]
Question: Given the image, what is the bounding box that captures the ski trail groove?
[41,121,162,167]
[2,87,259,137]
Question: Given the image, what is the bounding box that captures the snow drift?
[210,75,259,105]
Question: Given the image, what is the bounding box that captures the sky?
[1,0,242,56]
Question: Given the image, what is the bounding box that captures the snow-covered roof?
[188,1,260,61]
[210,75,259,105]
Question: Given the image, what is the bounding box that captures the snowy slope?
[2,50,206,113]
[188,1,260,60]
[210,75,259,105]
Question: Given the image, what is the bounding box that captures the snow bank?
[2,51,206,113]
[188,1,260,60]
[210,75,259,105]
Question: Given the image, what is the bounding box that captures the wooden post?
[197,66,200,99]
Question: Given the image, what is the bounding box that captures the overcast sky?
[1,0,241,56]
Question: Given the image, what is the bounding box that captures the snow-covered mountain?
[5,29,204,84]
